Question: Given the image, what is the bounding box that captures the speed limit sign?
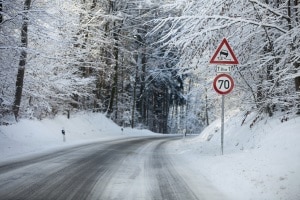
[213,73,234,95]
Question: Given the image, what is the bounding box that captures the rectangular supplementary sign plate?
[215,65,235,73]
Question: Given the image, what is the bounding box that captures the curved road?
[0,136,226,200]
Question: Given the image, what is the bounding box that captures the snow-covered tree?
[2,0,298,134]
[150,0,300,132]
[1,0,25,123]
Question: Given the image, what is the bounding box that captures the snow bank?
[170,113,300,200]
[1,111,299,200]
[0,112,154,162]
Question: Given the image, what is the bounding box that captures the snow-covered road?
[0,135,227,200]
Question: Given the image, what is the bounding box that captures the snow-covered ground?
[0,111,299,200]
[169,112,300,200]
[0,112,155,162]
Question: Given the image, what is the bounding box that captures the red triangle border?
[209,38,239,65]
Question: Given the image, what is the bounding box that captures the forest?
[0,0,299,133]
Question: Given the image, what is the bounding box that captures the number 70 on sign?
[213,73,234,95]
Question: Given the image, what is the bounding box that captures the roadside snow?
[0,112,154,162]
[1,111,299,200]
[169,113,300,200]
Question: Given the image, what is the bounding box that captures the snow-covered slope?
[170,112,300,200]
[1,111,299,199]
[0,112,154,161]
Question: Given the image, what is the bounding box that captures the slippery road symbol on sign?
[219,50,229,59]
[209,38,239,65]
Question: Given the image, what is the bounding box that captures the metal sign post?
[213,74,234,155]
[221,95,225,155]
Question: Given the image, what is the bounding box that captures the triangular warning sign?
[209,38,239,65]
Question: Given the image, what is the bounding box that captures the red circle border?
[213,73,234,95]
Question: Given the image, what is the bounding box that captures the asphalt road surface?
[0,136,227,200]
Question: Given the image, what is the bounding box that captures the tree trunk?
[295,75,300,91]
[107,20,119,116]
[205,87,209,126]
[131,63,138,128]
[294,0,300,93]
[13,0,31,121]
[288,0,300,113]
[0,0,3,24]
[140,50,147,123]
[295,62,300,114]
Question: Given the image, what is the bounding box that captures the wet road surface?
[0,136,226,200]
